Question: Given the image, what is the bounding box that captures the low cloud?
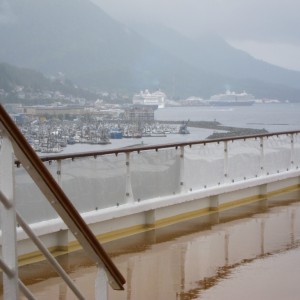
[93,0,300,45]
[0,0,16,24]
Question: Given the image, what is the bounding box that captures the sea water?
[156,103,300,132]
[53,103,300,156]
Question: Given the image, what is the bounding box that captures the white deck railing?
[12,130,300,223]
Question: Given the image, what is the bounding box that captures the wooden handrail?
[36,130,300,163]
[0,104,125,290]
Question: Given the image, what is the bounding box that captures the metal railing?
[37,130,300,162]
[33,129,300,207]
[0,104,125,299]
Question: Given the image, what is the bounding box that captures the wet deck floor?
[1,188,300,299]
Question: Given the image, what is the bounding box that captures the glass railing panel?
[184,142,224,190]
[5,131,300,229]
[15,165,59,224]
[264,134,291,174]
[294,133,300,168]
[131,148,180,201]
[227,138,261,182]
[45,154,127,212]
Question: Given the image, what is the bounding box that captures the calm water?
[50,103,300,156]
[9,189,300,300]
[156,103,300,132]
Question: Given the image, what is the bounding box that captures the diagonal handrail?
[0,188,84,299]
[0,104,125,290]
[1,188,85,299]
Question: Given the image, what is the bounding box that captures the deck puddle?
[1,189,300,299]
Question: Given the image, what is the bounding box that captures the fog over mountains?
[1,0,300,101]
[0,62,96,103]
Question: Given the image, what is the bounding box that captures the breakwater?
[158,120,269,138]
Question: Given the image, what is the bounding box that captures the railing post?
[179,146,185,193]
[125,152,134,203]
[290,133,295,170]
[259,137,265,176]
[95,265,108,300]
[224,141,229,183]
[0,135,19,299]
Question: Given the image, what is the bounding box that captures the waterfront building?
[3,103,23,114]
[22,104,86,117]
[124,105,155,122]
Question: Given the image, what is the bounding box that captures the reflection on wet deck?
[2,189,300,299]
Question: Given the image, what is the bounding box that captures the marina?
[20,120,183,154]
[14,103,300,154]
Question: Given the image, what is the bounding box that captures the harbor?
[6,100,300,155]
[15,105,284,154]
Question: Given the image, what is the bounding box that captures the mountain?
[1,0,300,101]
[145,26,300,89]
[0,63,96,103]
[131,23,300,100]
[0,0,231,98]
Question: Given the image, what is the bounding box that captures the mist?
[92,0,300,71]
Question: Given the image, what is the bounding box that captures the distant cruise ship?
[209,90,255,106]
[132,90,166,108]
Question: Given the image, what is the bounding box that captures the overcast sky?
[93,0,300,71]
